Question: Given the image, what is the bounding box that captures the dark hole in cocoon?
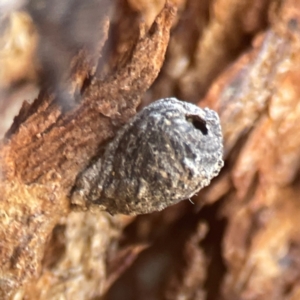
[186,115,208,135]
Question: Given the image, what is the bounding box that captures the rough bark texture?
[0,2,176,298]
[1,0,300,299]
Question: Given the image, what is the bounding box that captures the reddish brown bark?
[1,0,300,299]
[0,3,176,298]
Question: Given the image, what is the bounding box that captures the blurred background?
[2,0,300,299]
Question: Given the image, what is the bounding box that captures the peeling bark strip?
[0,3,176,298]
[3,3,177,188]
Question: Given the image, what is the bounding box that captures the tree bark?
[0,2,176,298]
[1,0,300,299]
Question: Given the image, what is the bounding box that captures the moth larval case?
[71,97,224,215]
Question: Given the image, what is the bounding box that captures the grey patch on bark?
[71,98,224,215]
